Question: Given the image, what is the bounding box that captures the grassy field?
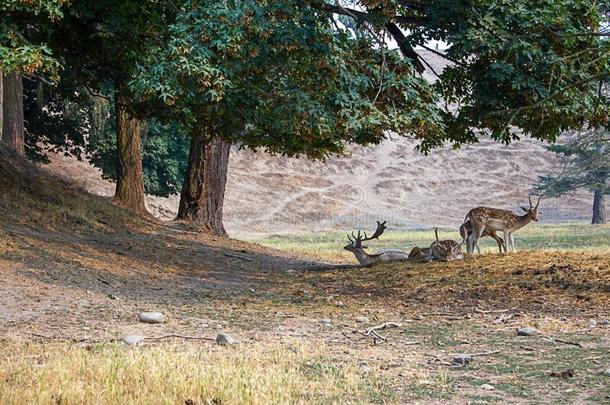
[0,341,392,405]
[250,222,610,262]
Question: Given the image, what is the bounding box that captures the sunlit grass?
[0,341,393,405]
[250,223,610,262]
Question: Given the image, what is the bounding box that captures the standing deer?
[465,195,541,254]
[344,221,411,266]
[459,221,506,253]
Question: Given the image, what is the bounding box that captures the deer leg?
[510,234,516,253]
[468,223,485,255]
[502,231,510,253]
[490,231,505,253]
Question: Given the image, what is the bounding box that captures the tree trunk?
[113,90,148,215]
[177,131,231,236]
[0,70,3,140]
[592,189,606,225]
[2,71,25,156]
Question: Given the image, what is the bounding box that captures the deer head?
[344,221,387,252]
[520,195,541,222]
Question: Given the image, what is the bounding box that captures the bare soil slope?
[47,135,597,238]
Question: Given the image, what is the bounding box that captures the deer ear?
[520,206,529,212]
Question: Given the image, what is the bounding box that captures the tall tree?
[2,72,24,155]
[45,0,176,214]
[1,0,66,156]
[536,129,609,224]
[86,93,190,197]
[133,0,443,234]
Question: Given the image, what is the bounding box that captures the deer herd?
[344,195,541,266]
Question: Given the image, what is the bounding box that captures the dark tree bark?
[0,70,3,140]
[592,189,606,224]
[2,71,25,156]
[177,130,231,236]
[113,89,148,215]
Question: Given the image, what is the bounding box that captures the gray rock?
[480,384,495,390]
[601,320,610,325]
[603,369,610,377]
[216,333,237,346]
[359,364,371,374]
[452,354,472,365]
[321,318,332,325]
[123,335,144,346]
[517,327,539,336]
[138,312,166,324]
[589,319,597,327]
[355,316,370,324]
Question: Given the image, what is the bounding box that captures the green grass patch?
[250,223,610,262]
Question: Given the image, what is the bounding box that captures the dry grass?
[0,341,392,405]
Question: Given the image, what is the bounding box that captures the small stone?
[517,327,538,336]
[321,318,332,324]
[601,320,610,325]
[359,364,371,374]
[108,294,118,300]
[480,384,495,390]
[452,354,472,365]
[138,312,166,324]
[248,288,255,293]
[216,333,237,346]
[355,316,370,324]
[589,319,597,327]
[603,369,610,377]
[123,335,144,346]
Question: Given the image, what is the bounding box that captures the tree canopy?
[0,0,69,76]
[314,0,610,151]
[132,0,444,158]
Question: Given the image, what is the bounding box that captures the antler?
[528,194,541,210]
[362,221,387,242]
[346,221,387,248]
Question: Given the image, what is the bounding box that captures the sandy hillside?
[46,135,597,238]
[44,50,602,237]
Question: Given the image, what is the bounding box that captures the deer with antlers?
[464,195,541,254]
[344,221,411,266]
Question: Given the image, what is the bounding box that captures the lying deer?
[465,195,541,254]
[459,220,506,254]
[426,228,464,261]
[407,246,430,261]
[344,221,411,266]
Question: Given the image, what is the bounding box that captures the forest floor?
[1,150,610,404]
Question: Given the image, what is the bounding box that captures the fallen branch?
[475,306,517,314]
[358,322,402,343]
[450,350,501,358]
[366,322,402,333]
[147,334,216,342]
[548,337,583,348]
[25,332,118,344]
